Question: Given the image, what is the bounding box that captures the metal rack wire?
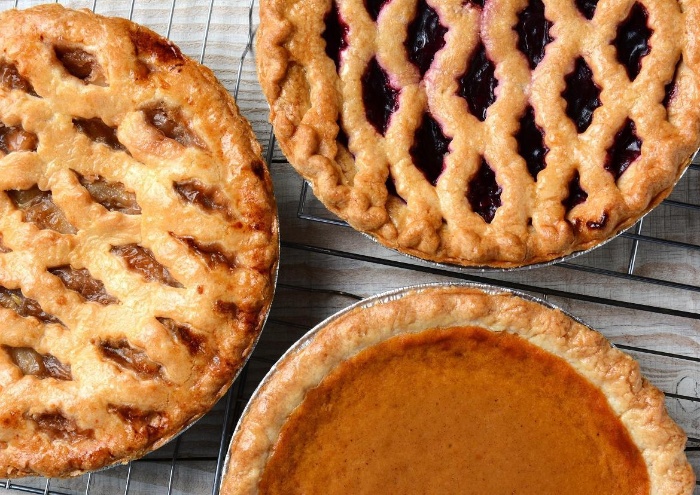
[292,177,700,320]
[2,0,699,493]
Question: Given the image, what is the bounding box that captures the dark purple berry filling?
[562,171,588,212]
[362,57,399,135]
[385,174,403,201]
[663,59,680,110]
[587,211,608,229]
[323,1,349,72]
[516,106,548,181]
[337,119,349,149]
[405,0,448,77]
[604,118,641,181]
[410,113,452,186]
[515,0,554,70]
[613,2,652,81]
[562,57,600,133]
[663,79,678,110]
[575,0,598,20]
[365,0,389,21]
[458,43,498,122]
[467,159,502,223]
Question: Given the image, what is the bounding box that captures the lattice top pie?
[0,5,278,477]
[257,0,700,267]
[221,285,694,494]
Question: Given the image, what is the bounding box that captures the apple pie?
[0,4,278,478]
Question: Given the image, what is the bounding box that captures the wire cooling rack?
[2,0,700,494]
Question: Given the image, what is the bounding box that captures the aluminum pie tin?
[219,281,608,492]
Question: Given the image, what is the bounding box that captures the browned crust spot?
[107,404,168,442]
[27,412,94,441]
[130,28,185,66]
[215,300,239,319]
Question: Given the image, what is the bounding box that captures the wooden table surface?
[1,0,699,493]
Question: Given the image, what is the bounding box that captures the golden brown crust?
[0,5,278,477]
[221,284,694,495]
[256,0,700,267]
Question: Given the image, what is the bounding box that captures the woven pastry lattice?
[0,5,278,478]
[258,0,700,267]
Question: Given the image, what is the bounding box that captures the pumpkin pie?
[221,285,694,494]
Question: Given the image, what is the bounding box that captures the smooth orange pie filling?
[259,326,650,494]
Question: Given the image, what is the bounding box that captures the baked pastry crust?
[0,5,278,477]
[221,284,694,494]
[256,0,700,267]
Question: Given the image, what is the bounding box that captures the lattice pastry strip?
[0,5,278,477]
[258,0,700,267]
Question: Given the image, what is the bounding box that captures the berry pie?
[221,284,694,494]
[257,0,700,267]
[0,5,278,477]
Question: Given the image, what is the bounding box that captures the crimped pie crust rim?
[221,283,695,495]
